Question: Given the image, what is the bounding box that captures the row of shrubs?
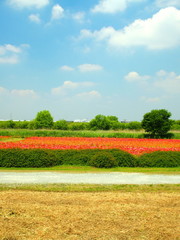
[1,120,180,131]
[0,149,179,168]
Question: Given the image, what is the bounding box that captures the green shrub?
[53,120,68,130]
[89,152,117,168]
[137,151,180,167]
[53,149,91,166]
[0,149,60,168]
[108,149,137,167]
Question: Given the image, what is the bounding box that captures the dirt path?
[0,190,179,240]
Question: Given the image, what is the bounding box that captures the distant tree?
[106,115,120,130]
[53,120,68,130]
[141,109,172,138]
[106,116,119,122]
[89,114,111,130]
[34,110,54,129]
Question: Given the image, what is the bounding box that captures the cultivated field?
[0,188,179,240]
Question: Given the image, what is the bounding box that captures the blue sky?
[0,0,180,121]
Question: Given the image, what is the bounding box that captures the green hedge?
[137,151,180,167]
[0,149,60,168]
[0,149,179,168]
[0,149,136,168]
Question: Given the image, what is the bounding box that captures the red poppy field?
[0,136,180,155]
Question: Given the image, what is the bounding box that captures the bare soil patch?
[0,190,179,240]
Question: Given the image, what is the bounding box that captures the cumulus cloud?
[72,12,85,23]
[125,72,150,83]
[0,44,28,64]
[0,87,37,98]
[125,70,180,94]
[7,0,49,9]
[29,14,41,24]
[91,0,143,14]
[80,7,180,50]
[11,89,37,97]
[60,64,103,72]
[60,65,74,71]
[78,64,103,72]
[51,81,95,96]
[51,4,64,20]
[155,0,180,7]
[154,70,180,94]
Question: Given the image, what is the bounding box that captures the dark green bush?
[89,151,117,168]
[137,151,180,167]
[108,149,137,167]
[0,148,179,168]
[0,149,60,168]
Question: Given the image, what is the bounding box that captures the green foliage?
[14,121,29,129]
[0,148,179,168]
[68,122,88,131]
[137,151,180,167]
[53,120,68,130]
[0,149,60,168]
[89,152,117,168]
[171,120,180,130]
[28,120,37,129]
[127,121,142,130]
[89,114,111,130]
[34,110,54,129]
[142,109,172,138]
[108,149,137,167]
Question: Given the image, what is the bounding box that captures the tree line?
[0,109,180,138]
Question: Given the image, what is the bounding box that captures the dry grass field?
[0,189,179,240]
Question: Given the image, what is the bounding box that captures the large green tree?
[89,114,111,130]
[141,109,172,138]
[34,110,54,129]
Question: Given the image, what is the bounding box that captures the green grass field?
[0,128,180,138]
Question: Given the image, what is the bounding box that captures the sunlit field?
[0,188,179,240]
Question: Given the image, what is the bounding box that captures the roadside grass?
[0,183,179,192]
[0,165,179,174]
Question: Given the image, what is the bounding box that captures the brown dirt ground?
[0,190,179,240]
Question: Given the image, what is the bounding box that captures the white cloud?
[141,96,161,103]
[60,64,103,72]
[60,65,74,71]
[78,64,103,72]
[0,87,8,94]
[51,4,64,20]
[72,12,85,23]
[51,81,95,95]
[125,70,180,94]
[0,55,19,64]
[154,70,180,93]
[156,0,180,7]
[0,87,37,98]
[77,91,101,98]
[11,89,37,97]
[80,7,180,50]
[91,0,143,14]
[125,72,150,83]
[29,14,41,24]
[0,44,29,64]
[0,44,21,54]
[7,0,49,9]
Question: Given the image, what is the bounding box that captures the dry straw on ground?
[0,190,179,240]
